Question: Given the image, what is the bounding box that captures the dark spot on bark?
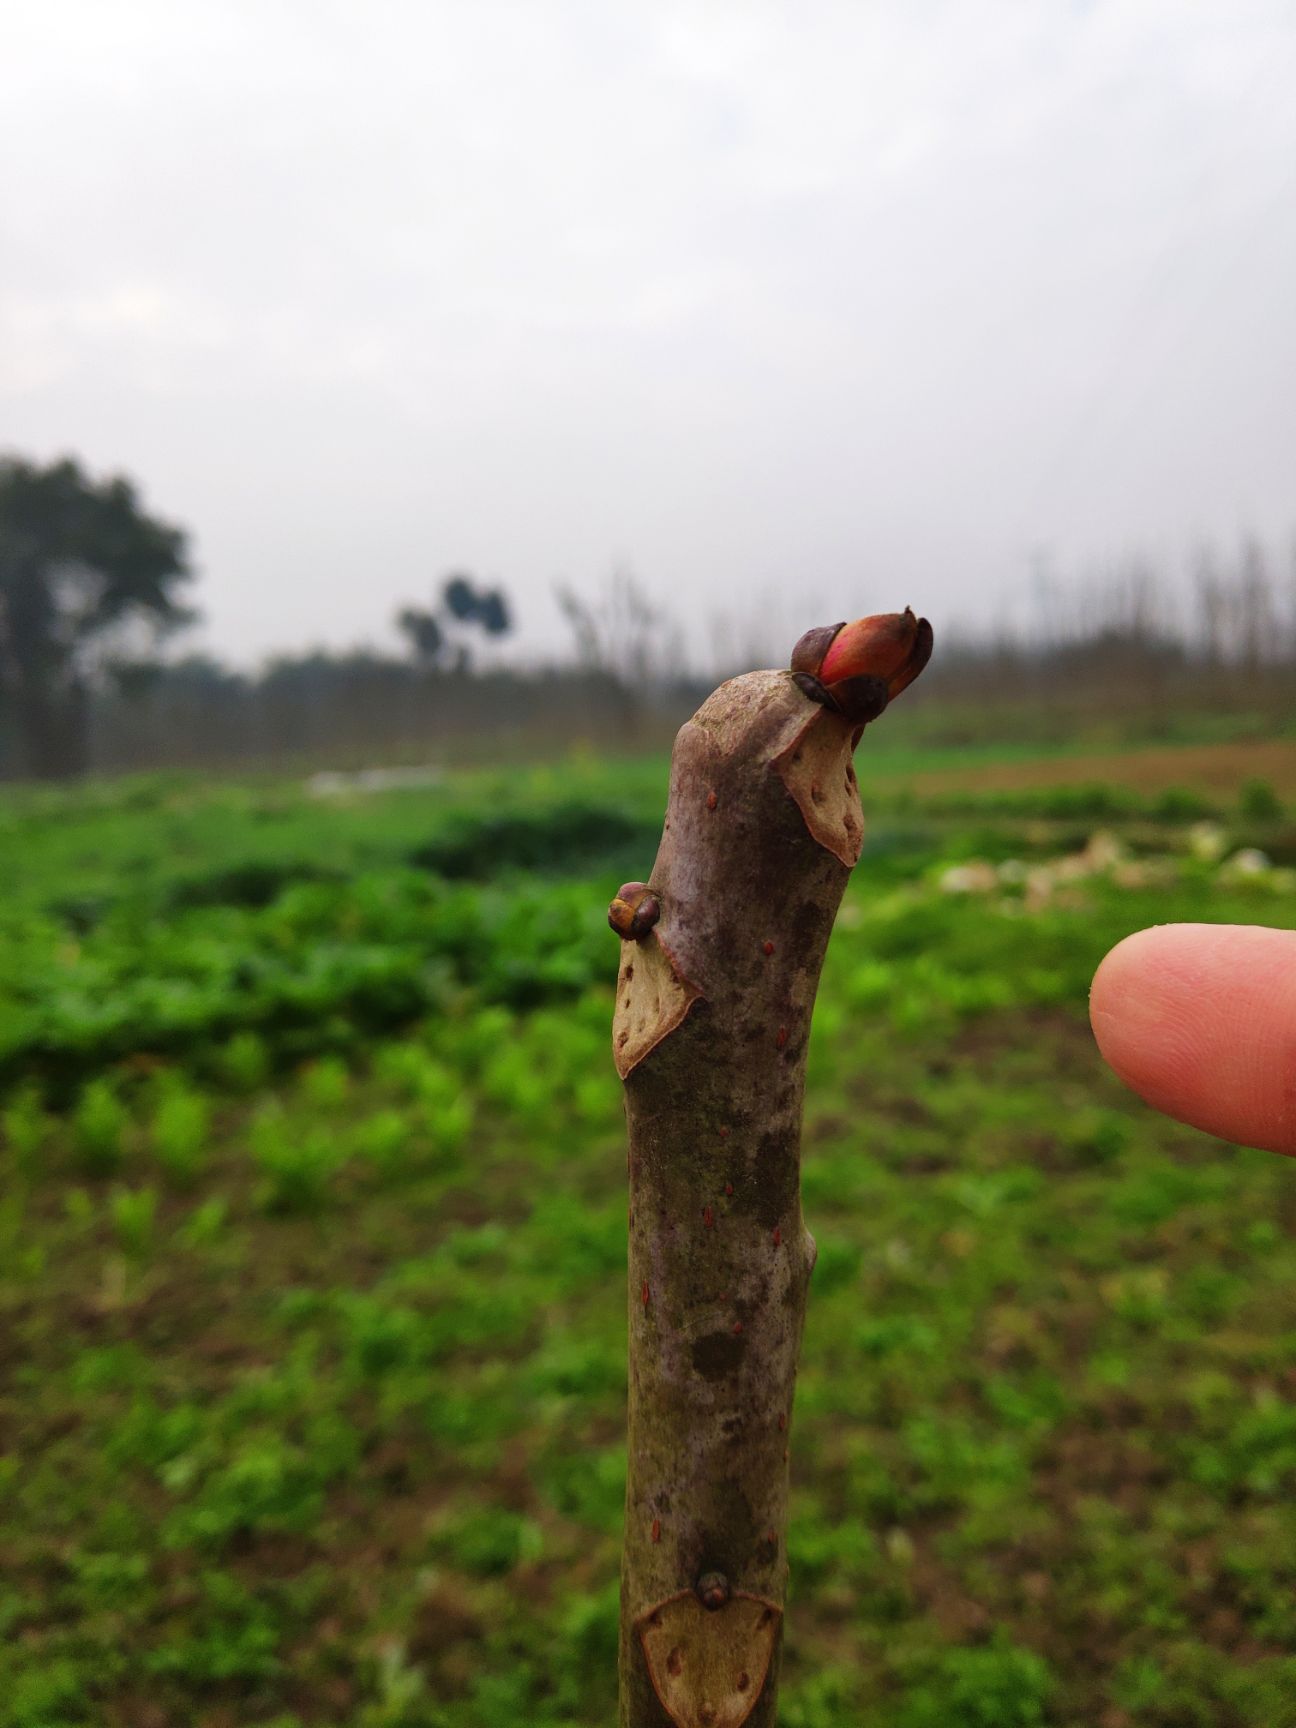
[732,1320,744,1335]
[702,1206,714,1228]
[746,1129,797,1228]
[762,940,775,955]
[625,964,634,981]
[724,1182,734,1196]
[692,1330,746,1379]
[667,1645,683,1676]
[737,1671,750,1692]
[706,790,718,810]
[791,895,828,956]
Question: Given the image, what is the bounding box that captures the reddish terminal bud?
[819,609,925,688]
[790,607,932,724]
[696,1571,731,1611]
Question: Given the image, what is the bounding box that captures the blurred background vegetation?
[2,451,1294,786]
[3,1,1295,1714]
[2,454,1295,1723]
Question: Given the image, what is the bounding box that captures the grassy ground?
[1,737,1295,1727]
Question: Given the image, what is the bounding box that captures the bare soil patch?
[909,738,1296,799]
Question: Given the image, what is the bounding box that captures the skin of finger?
[1090,923,1296,1157]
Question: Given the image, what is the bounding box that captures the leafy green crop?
[0,755,1294,1725]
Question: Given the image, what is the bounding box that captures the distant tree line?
[69,652,682,778]
[918,540,1296,731]
[2,453,1292,781]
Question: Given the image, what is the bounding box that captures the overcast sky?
[3,0,1295,668]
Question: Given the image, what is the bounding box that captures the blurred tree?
[396,606,444,665]
[555,569,686,743]
[555,568,679,690]
[395,573,511,671]
[0,455,194,778]
[443,574,480,623]
[440,572,512,647]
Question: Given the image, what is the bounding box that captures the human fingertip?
[1090,923,1296,1157]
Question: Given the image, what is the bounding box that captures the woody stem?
[614,668,873,1727]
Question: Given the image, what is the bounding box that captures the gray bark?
[614,668,870,1728]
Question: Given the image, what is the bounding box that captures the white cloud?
[2,0,1294,662]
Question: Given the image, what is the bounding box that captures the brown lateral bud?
[608,881,661,940]
[789,622,844,678]
[789,607,933,724]
[695,1571,731,1611]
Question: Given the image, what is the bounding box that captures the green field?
[2,742,1296,1728]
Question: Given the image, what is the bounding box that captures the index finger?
[1089,923,1296,1156]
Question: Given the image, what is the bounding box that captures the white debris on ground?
[940,831,1126,900]
[1220,847,1272,879]
[1187,821,1227,862]
[1110,860,1178,890]
[937,828,1294,906]
[305,765,443,798]
[938,861,1000,895]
